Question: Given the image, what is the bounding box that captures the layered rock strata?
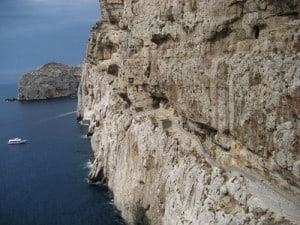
[78,0,300,224]
[18,62,82,100]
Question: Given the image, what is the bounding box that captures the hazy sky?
[0,0,99,84]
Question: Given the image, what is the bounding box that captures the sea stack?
[18,62,82,100]
[78,1,300,224]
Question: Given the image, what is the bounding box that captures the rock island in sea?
[18,62,82,101]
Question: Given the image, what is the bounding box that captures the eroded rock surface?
[78,0,300,224]
[18,62,82,100]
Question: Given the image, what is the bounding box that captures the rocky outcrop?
[78,0,300,224]
[18,62,82,100]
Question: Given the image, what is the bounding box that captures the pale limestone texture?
[78,0,300,224]
[18,62,82,100]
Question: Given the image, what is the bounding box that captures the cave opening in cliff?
[253,25,260,39]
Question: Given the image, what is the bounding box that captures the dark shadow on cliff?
[87,183,127,225]
[134,204,150,225]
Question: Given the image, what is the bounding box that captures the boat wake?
[52,111,77,119]
[39,111,77,123]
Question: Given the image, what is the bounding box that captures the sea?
[0,84,124,225]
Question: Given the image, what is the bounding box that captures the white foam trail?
[40,111,77,123]
[85,178,102,186]
[82,161,93,170]
[80,134,89,139]
[53,111,77,119]
[107,199,114,205]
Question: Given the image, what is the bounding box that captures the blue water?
[0,84,124,225]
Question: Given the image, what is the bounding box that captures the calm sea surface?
[0,84,124,225]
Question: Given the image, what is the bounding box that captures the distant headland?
[17,62,82,101]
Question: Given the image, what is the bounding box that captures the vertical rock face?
[78,0,300,224]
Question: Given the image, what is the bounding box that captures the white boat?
[8,137,27,145]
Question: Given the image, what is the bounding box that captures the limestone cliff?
[78,0,300,224]
[18,62,82,100]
